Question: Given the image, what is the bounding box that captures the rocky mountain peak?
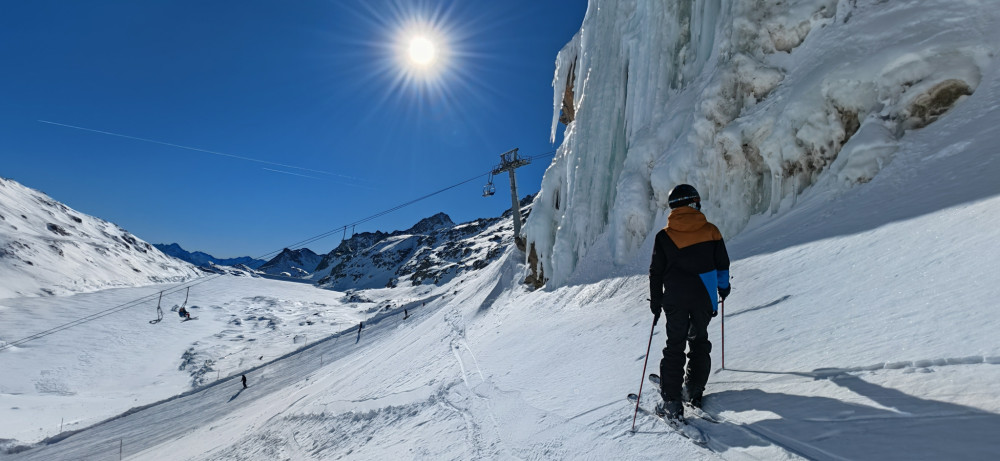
[403,212,454,235]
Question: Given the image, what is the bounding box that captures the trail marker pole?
[631,317,657,432]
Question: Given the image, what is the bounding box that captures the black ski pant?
[659,302,712,402]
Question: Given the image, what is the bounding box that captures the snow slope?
[0,178,200,298]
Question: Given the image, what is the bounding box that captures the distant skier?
[648,184,730,422]
[356,321,364,343]
[178,306,191,320]
[404,309,409,319]
[241,374,247,389]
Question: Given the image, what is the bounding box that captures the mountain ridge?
[311,199,531,290]
[153,243,267,269]
[0,177,201,298]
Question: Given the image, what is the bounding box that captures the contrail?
[261,168,320,180]
[38,119,333,176]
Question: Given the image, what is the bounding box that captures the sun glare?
[408,36,436,66]
[348,1,488,120]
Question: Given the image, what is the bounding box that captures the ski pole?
[721,298,725,370]
[631,316,657,432]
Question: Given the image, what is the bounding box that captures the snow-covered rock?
[0,177,201,298]
[526,0,998,286]
[406,212,455,235]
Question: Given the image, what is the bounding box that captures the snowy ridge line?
[802,412,996,423]
[0,275,222,352]
[721,355,1000,378]
[2,294,438,455]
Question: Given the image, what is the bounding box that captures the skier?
[648,184,730,422]
[241,374,247,389]
[356,321,364,343]
[178,306,191,320]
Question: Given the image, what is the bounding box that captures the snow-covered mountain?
[196,262,260,278]
[525,0,997,286]
[310,204,527,290]
[256,247,323,277]
[153,243,267,269]
[0,177,201,298]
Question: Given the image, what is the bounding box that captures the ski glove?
[711,309,718,318]
[718,285,731,301]
[649,300,661,324]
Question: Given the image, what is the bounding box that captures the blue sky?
[1,0,587,258]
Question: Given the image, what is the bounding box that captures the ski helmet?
[668,184,700,209]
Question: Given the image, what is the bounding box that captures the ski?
[627,393,708,446]
[648,374,719,424]
[683,402,719,424]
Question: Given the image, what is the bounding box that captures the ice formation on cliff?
[525,0,994,286]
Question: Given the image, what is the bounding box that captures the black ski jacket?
[649,206,730,312]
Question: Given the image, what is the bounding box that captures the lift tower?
[491,148,530,247]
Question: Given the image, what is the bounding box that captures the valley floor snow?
[0,277,400,446]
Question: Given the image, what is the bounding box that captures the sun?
[395,23,449,78]
[408,36,436,66]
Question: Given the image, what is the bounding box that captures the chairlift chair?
[149,291,164,324]
[482,174,496,197]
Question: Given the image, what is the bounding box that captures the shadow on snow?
[704,367,1000,460]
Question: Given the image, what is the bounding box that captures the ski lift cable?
[265,149,556,256]
[255,168,499,258]
[0,149,556,352]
